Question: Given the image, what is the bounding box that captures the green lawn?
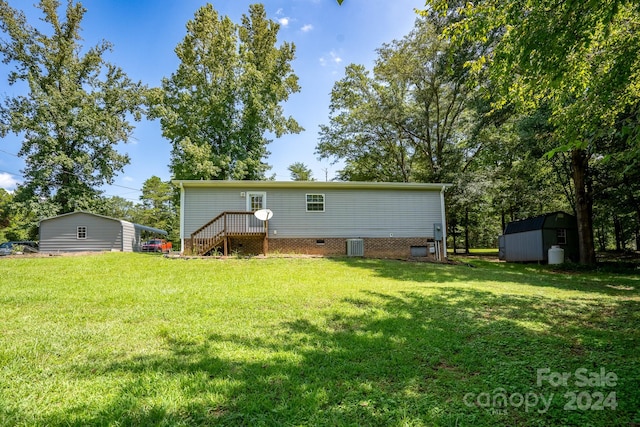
[1,253,638,426]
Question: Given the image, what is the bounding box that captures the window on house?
[77,226,87,240]
[306,194,325,212]
[556,229,567,245]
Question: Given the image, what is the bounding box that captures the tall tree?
[316,16,477,183]
[287,162,314,181]
[159,3,302,181]
[0,0,148,214]
[425,0,640,263]
[0,188,11,241]
[137,176,178,242]
[95,196,138,223]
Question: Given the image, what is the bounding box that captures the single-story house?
[174,180,451,259]
[498,211,579,262]
[39,211,168,253]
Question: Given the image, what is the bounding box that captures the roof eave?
[172,180,453,191]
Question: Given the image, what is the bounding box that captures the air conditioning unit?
[346,239,364,257]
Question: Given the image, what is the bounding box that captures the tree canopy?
[316,16,477,183]
[423,0,640,263]
[288,162,314,181]
[0,0,148,214]
[158,3,303,181]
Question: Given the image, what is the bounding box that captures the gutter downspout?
[179,182,185,254]
[440,185,448,260]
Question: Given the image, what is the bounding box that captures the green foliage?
[136,176,178,242]
[158,3,303,181]
[287,162,315,181]
[94,176,179,243]
[0,254,638,425]
[0,0,149,214]
[423,0,640,261]
[94,196,139,223]
[317,16,477,184]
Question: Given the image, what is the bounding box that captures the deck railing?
[190,211,265,255]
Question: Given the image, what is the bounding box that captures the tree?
[136,176,176,237]
[158,3,303,181]
[95,196,138,223]
[316,16,477,184]
[0,188,12,241]
[0,0,148,214]
[425,0,640,263]
[287,162,314,181]
[131,176,178,242]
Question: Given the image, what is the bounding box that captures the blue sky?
[0,0,425,201]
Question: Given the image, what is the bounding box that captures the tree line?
[321,0,639,258]
[0,1,300,244]
[1,0,638,262]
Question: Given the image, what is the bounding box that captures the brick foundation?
[185,236,440,259]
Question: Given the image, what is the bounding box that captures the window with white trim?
[77,226,87,239]
[556,229,567,245]
[306,194,325,212]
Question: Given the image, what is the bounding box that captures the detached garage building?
[39,211,167,253]
[498,211,579,263]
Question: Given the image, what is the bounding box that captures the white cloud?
[278,17,290,27]
[123,176,134,182]
[0,172,20,191]
[301,24,313,33]
[320,50,343,67]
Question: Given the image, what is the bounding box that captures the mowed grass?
[0,253,638,426]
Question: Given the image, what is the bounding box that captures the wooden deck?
[190,211,267,256]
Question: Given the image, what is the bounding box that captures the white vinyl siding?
[182,186,442,239]
[182,188,247,238]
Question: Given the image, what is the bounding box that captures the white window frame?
[246,191,267,232]
[246,191,267,212]
[556,228,567,245]
[77,226,87,240]
[306,193,325,212]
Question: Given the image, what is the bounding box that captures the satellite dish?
[254,209,273,221]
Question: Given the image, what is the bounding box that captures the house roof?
[173,180,453,191]
[503,211,575,235]
[39,211,168,235]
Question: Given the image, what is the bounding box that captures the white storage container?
[548,245,565,265]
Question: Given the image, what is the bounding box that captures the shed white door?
[246,192,266,231]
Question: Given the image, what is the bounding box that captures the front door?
[246,192,266,231]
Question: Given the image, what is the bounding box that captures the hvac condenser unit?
[346,239,364,257]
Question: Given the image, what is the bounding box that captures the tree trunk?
[596,224,606,252]
[613,215,622,251]
[571,148,596,264]
[450,219,457,254]
[464,207,470,254]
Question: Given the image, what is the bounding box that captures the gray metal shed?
[498,211,579,262]
[39,211,167,253]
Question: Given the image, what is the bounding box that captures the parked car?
[0,241,39,256]
[141,239,172,253]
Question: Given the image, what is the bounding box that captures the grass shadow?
[42,287,640,426]
[327,256,640,297]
